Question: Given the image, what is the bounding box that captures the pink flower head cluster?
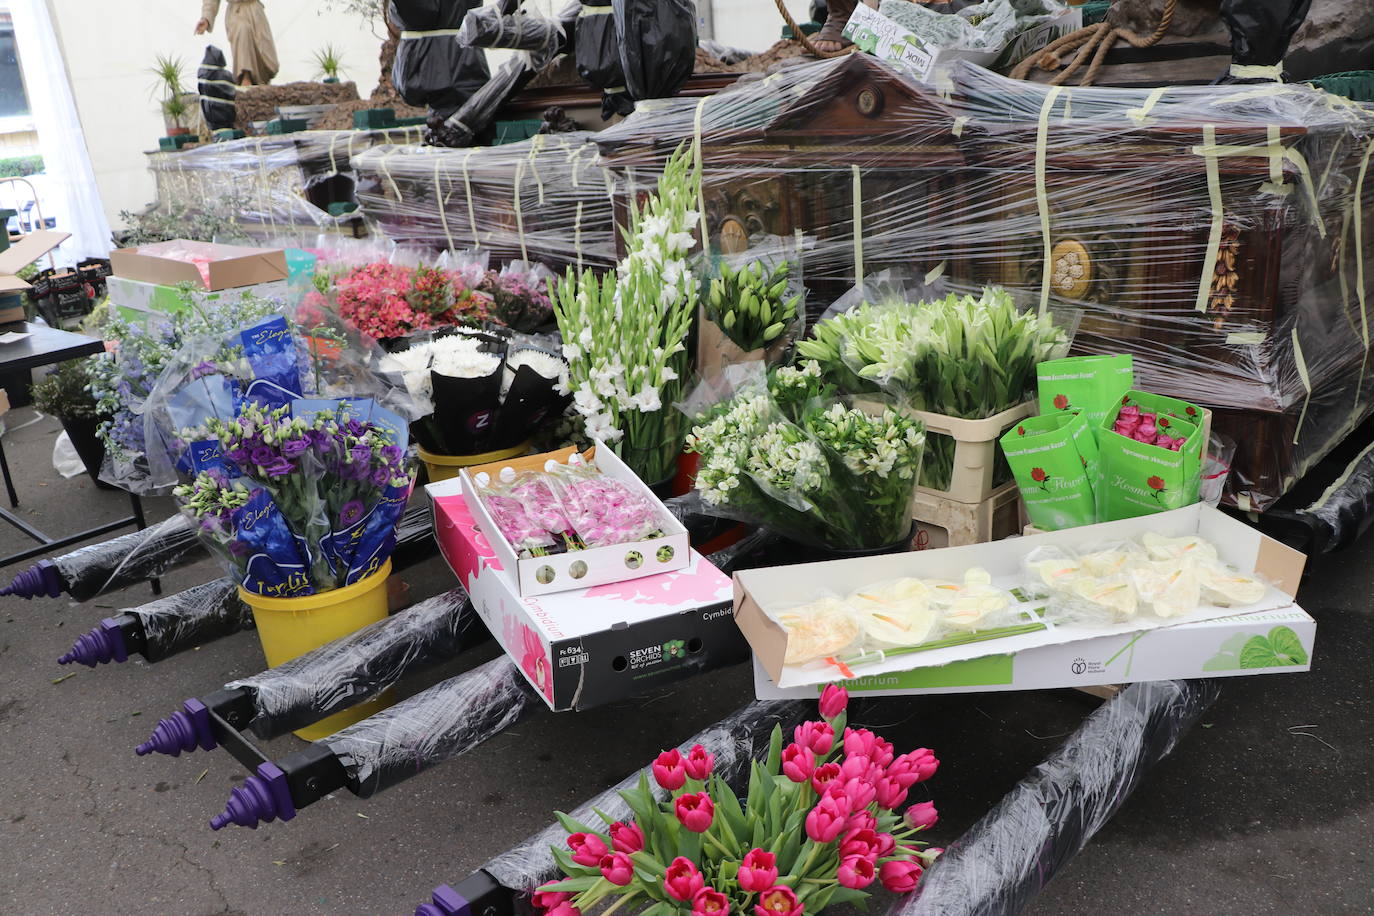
[1113,405,1185,451]
[331,261,496,341]
[481,491,555,553]
[558,474,662,547]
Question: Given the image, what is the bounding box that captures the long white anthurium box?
[752,604,1315,698]
[735,504,1307,690]
[429,480,747,711]
[458,441,690,597]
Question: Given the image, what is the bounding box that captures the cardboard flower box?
[429,485,748,711]
[752,603,1316,697]
[108,240,288,292]
[458,442,690,596]
[735,503,1306,690]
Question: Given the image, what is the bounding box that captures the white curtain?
[8,0,113,260]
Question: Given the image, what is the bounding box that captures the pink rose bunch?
[328,261,497,341]
[538,685,941,916]
[1113,405,1185,451]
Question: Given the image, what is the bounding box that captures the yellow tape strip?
[1195,125,1225,313]
[1230,63,1283,80]
[924,260,947,285]
[463,148,479,248]
[514,159,528,263]
[1291,326,1312,445]
[528,134,545,207]
[569,146,582,188]
[1126,87,1168,125]
[380,149,403,205]
[1236,493,1251,512]
[694,97,709,248]
[328,134,339,176]
[1191,138,1322,233]
[1034,87,1063,316]
[1283,148,1325,236]
[435,157,454,252]
[851,164,864,283]
[951,116,968,137]
[1354,139,1374,351]
[1259,124,1291,196]
[1310,436,1374,510]
[254,138,275,233]
[574,200,584,273]
[1225,331,1266,345]
[400,28,460,38]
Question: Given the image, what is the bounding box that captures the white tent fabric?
[8,0,113,260]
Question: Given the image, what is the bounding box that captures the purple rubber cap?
[137,699,217,757]
[209,761,296,831]
[415,886,469,916]
[1,560,63,599]
[57,618,128,667]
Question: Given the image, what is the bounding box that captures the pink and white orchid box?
[429,484,749,711]
[458,442,690,597]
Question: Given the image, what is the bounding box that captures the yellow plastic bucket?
[239,559,393,740]
[418,440,531,483]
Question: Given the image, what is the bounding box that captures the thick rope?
[773,0,854,59]
[1011,0,1176,87]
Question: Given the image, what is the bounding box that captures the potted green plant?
[313,45,345,83]
[149,54,196,136]
[30,357,114,489]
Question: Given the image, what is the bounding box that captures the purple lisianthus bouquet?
[480,261,556,333]
[175,400,414,597]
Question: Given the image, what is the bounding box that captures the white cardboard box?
[753,604,1316,697]
[736,504,1307,689]
[429,483,747,711]
[458,442,689,596]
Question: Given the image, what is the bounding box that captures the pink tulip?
[684,744,715,781]
[781,743,816,784]
[567,832,608,867]
[879,859,924,893]
[653,748,687,791]
[840,754,873,783]
[805,794,849,843]
[837,854,876,889]
[754,886,803,916]
[1119,405,1140,421]
[848,809,877,833]
[692,887,730,916]
[675,792,715,833]
[871,736,895,768]
[793,721,834,755]
[873,832,896,857]
[874,776,908,810]
[819,684,849,720]
[839,828,881,860]
[843,777,876,812]
[532,891,571,912]
[599,852,634,886]
[888,748,939,788]
[609,821,645,854]
[546,903,581,916]
[738,848,778,892]
[904,801,939,830]
[811,762,841,795]
[842,727,880,760]
[664,857,705,902]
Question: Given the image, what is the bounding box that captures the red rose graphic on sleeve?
[1147,475,1167,503]
[1186,406,1198,418]
[1017,425,1026,436]
[1031,467,1051,491]
[1053,394,1070,411]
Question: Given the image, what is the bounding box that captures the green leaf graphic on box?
[1207,627,1307,670]
[1240,626,1308,668]
[1202,633,1250,671]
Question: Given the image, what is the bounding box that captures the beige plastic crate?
[911,401,1036,505]
[911,480,1023,549]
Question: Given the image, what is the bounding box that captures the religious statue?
[195,0,279,86]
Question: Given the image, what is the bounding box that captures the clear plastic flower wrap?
[766,569,1024,670]
[542,457,666,548]
[471,471,566,558]
[683,364,925,549]
[138,315,422,596]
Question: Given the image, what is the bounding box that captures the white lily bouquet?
[685,362,926,550]
[552,142,699,483]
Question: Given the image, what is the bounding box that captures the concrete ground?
[1,404,1370,915]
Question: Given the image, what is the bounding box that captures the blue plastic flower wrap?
[153,313,422,597]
